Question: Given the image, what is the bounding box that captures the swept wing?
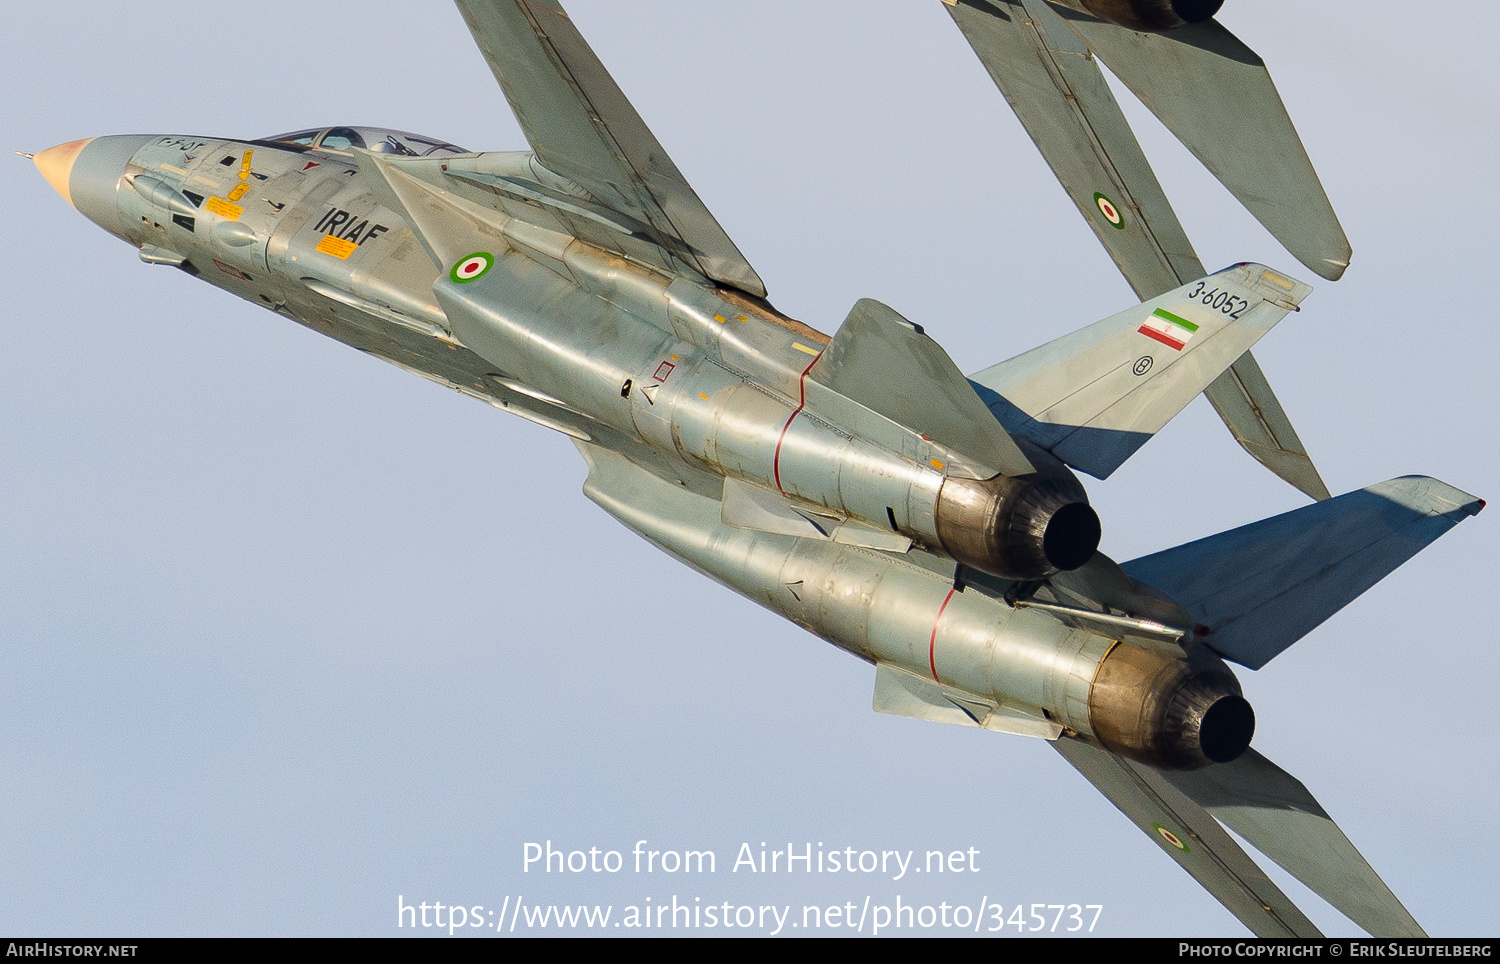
[944,0,1332,501]
[454,0,767,296]
[944,0,1350,282]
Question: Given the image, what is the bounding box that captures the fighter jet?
[943,0,1352,504]
[29,0,1479,937]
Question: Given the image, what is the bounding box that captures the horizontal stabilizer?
[874,664,1060,739]
[1058,13,1351,281]
[1124,477,1483,669]
[811,298,1034,478]
[971,264,1310,479]
[1165,750,1425,937]
[454,0,765,295]
[1053,737,1321,936]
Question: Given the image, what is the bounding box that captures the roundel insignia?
[1094,192,1126,230]
[1153,823,1190,853]
[451,252,495,284]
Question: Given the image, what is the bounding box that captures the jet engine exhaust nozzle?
[1088,644,1254,770]
[935,466,1100,581]
[1042,500,1103,573]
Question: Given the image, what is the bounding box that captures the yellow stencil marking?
[736,315,748,323]
[792,342,820,356]
[699,393,709,400]
[226,183,249,202]
[316,234,358,259]
[713,314,726,324]
[930,458,945,470]
[238,149,254,182]
[203,196,243,221]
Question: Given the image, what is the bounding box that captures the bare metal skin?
[28,0,1480,938]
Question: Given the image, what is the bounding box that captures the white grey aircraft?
[25,0,1481,937]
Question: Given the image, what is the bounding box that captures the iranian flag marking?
[1137,308,1199,351]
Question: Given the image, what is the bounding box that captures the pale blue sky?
[2,0,1495,937]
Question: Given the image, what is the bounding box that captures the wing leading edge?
[454,0,767,297]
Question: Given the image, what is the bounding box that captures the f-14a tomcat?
[29,0,1480,938]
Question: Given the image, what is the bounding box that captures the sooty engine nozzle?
[935,451,1101,581]
[1088,643,1255,771]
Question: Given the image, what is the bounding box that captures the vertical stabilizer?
[971,264,1310,480]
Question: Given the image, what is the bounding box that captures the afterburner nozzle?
[1088,643,1254,770]
[934,453,1100,581]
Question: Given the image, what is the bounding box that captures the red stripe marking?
[773,355,822,494]
[1137,325,1186,351]
[929,587,957,683]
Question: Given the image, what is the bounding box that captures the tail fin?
[1124,477,1483,670]
[810,298,1036,479]
[970,263,1310,480]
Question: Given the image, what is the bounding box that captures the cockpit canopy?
[260,126,468,157]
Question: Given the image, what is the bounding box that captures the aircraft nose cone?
[34,137,95,207]
[33,134,154,240]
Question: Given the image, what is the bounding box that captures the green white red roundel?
[1094,192,1126,230]
[451,252,495,284]
[1153,823,1190,853]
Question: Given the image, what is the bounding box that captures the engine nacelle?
[1088,643,1254,770]
[934,446,1101,581]
[1048,0,1224,33]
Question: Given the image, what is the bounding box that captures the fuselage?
[34,128,1254,772]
